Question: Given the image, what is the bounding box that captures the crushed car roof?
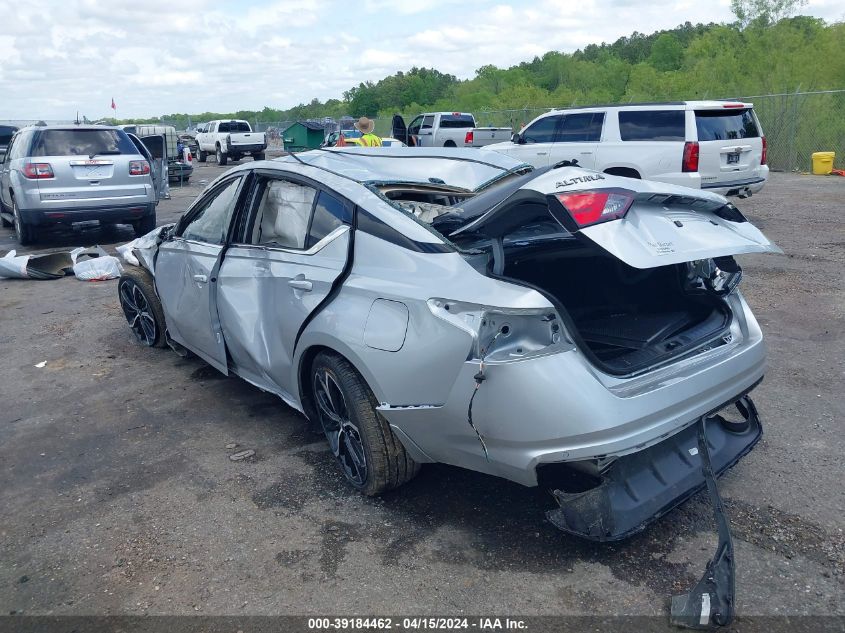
[274,147,532,192]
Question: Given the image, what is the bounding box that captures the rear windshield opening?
[695,109,759,141]
[32,129,136,157]
[619,110,685,141]
[439,115,475,129]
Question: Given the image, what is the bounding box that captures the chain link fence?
[729,90,845,171]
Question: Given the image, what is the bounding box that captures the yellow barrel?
[812,151,835,175]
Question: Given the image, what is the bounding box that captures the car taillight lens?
[555,188,635,228]
[464,130,473,145]
[761,136,767,165]
[22,162,54,179]
[186,151,193,163]
[682,141,699,172]
[129,160,150,176]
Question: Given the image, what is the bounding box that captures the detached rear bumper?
[546,396,761,541]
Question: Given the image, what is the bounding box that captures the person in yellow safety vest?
[354,116,382,147]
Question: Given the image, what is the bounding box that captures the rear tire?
[12,198,36,245]
[311,351,420,496]
[444,140,456,147]
[253,152,265,161]
[216,148,227,166]
[133,212,156,237]
[118,266,168,348]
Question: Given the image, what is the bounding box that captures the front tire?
[12,198,36,245]
[198,148,207,162]
[311,352,420,496]
[118,266,167,348]
[216,148,227,166]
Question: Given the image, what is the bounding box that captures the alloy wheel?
[313,368,368,486]
[119,279,157,346]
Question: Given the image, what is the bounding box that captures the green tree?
[731,0,808,28]
[648,33,684,71]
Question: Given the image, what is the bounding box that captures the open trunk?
[503,244,732,375]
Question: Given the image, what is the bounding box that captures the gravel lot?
[1,165,843,625]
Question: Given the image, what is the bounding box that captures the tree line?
[118,7,843,130]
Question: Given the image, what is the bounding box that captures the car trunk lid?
[453,168,781,270]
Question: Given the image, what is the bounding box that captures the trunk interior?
[504,244,732,374]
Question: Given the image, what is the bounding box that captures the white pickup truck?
[195,120,267,165]
[391,113,511,148]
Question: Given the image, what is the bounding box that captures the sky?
[1,0,842,121]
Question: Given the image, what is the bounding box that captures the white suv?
[487,101,769,197]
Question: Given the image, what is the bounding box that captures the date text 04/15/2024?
[307,617,528,630]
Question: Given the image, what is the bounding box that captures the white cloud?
[0,0,840,121]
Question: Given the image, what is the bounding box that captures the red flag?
[111,98,116,110]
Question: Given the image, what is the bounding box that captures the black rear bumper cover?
[547,394,762,541]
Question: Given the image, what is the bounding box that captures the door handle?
[536,152,548,156]
[193,274,208,283]
[288,279,313,291]
[579,151,593,155]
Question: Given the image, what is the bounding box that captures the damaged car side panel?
[216,228,351,403]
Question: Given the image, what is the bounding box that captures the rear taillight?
[761,136,767,165]
[129,160,150,176]
[464,130,473,145]
[556,188,635,228]
[186,151,193,163]
[22,162,54,179]
[682,141,699,173]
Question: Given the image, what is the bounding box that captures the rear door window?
[695,109,759,140]
[522,115,562,144]
[306,191,351,248]
[557,113,604,142]
[439,115,475,128]
[619,110,685,141]
[421,115,435,130]
[31,129,137,157]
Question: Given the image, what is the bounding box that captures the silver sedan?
[118,147,780,541]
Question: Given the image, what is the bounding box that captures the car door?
[128,133,168,200]
[154,175,246,373]
[416,114,436,147]
[215,174,352,400]
[549,112,605,169]
[505,114,564,168]
[406,115,424,147]
[391,115,408,145]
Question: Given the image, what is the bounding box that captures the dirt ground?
[1,164,843,627]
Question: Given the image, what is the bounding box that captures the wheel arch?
[296,341,387,425]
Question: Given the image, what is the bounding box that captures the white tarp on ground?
[0,247,123,281]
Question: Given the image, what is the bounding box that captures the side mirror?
[512,132,524,144]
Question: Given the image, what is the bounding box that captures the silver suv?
[0,125,161,245]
